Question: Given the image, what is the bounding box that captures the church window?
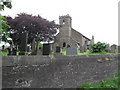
[63,42,66,47]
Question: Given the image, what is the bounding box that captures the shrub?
[90,42,108,53]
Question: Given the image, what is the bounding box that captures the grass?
[1,50,119,56]
[78,50,119,55]
[0,51,32,56]
[77,73,120,89]
[0,51,8,56]
[61,50,66,55]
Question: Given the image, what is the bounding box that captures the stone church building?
[55,14,94,52]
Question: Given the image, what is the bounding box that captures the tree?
[90,42,108,53]
[7,13,59,54]
[0,0,12,43]
[0,15,10,42]
[0,0,12,11]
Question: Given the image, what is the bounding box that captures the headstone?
[12,47,17,55]
[2,45,5,51]
[79,46,84,53]
[19,32,28,55]
[7,47,11,55]
[31,38,36,55]
[105,45,111,52]
[110,45,117,53]
[43,44,51,55]
[56,46,61,53]
[66,46,78,55]
[27,46,30,52]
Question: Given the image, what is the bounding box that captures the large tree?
[7,13,59,54]
[7,13,59,45]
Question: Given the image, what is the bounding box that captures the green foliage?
[38,43,43,48]
[90,42,108,53]
[0,51,8,56]
[0,0,12,11]
[78,73,119,89]
[0,15,11,42]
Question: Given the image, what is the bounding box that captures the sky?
[1,0,119,45]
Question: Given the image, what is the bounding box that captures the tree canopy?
[7,13,59,45]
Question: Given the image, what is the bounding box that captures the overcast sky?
[1,0,119,45]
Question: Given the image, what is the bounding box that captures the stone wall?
[2,55,119,88]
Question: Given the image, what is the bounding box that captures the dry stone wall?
[2,55,119,88]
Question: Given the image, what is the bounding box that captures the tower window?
[62,20,65,24]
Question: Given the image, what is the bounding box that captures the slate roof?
[72,28,91,41]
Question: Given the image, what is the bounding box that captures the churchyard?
[0,41,120,56]
[0,13,119,89]
[1,39,120,89]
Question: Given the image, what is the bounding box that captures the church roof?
[72,28,91,41]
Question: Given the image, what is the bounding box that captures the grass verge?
[77,73,119,89]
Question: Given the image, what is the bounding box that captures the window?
[63,42,66,47]
[63,20,65,24]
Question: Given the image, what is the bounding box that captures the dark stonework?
[19,32,28,55]
[43,44,51,55]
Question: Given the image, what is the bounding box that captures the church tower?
[57,14,72,47]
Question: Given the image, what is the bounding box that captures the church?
[55,14,94,52]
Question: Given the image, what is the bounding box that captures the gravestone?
[105,45,111,52]
[12,47,17,55]
[31,38,36,55]
[19,32,28,55]
[7,47,11,55]
[110,44,117,53]
[43,44,51,55]
[79,46,84,53]
[66,46,78,55]
[27,46,30,52]
[56,46,61,53]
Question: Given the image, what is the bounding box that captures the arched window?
[63,42,66,47]
[62,20,65,24]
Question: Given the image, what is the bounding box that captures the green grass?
[58,50,119,56]
[0,51,8,56]
[0,51,32,56]
[77,73,120,89]
[78,50,119,55]
[61,50,66,55]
